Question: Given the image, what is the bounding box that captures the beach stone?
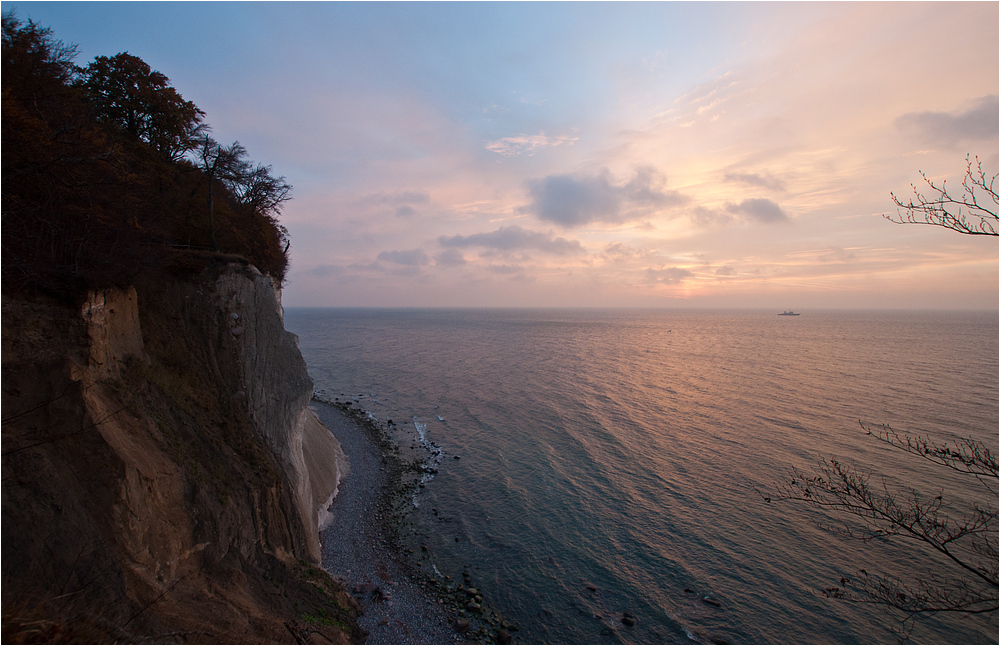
[454,618,470,633]
[231,325,244,336]
[622,614,635,627]
[466,601,482,612]
[702,596,721,607]
[497,629,512,644]
[378,616,389,626]
[467,587,478,596]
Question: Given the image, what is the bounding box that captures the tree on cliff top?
[80,52,205,163]
[3,13,292,295]
[1,13,77,96]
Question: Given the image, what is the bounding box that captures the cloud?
[715,265,737,276]
[395,205,417,218]
[726,198,788,223]
[691,198,787,227]
[895,95,999,146]
[788,246,858,263]
[488,264,524,275]
[377,249,430,266]
[438,225,584,255]
[646,267,693,284]
[348,260,385,272]
[305,264,344,277]
[724,171,786,192]
[435,248,467,266]
[362,190,431,206]
[603,241,643,261]
[523,167,687,227]
[485,131,578,156]
[692,206,734,227]
[668,71,745,122]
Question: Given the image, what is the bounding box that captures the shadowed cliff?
[2,261,359,643]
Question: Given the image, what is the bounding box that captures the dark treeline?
[2,13,292,301]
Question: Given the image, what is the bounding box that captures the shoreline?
[310,399,464,644]
[311,397,519,645]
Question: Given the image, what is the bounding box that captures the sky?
[7,1,998,309]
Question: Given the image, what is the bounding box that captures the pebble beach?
[312,400,518,645]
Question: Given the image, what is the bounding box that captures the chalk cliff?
[1,260,356,643]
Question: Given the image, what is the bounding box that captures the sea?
[284,308,998,645]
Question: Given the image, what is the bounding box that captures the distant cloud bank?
[485,131,578,156]
[523,167,686,227]
[377,248,430,266]
[895,95,999,146]
[439,225,583,255]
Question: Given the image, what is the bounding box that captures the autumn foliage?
[2,14,291,300]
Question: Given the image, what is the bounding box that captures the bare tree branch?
[885,155,999,236]
[759,426,998,639]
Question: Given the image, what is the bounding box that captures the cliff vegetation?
[2,15,359,643]
[2,13,291,302]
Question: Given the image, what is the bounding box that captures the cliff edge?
[2,260,358,644]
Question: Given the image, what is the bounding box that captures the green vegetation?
[301,610,351,630]
[2,13,292,300]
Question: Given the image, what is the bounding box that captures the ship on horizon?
[778,310,800,316]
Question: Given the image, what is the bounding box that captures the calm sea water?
[285,308,998,644]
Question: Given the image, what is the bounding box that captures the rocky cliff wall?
[1,261,356,643]
[207,265,347,562]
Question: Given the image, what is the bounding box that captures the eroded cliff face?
[1,262,356,644]
[210,267,333,563]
